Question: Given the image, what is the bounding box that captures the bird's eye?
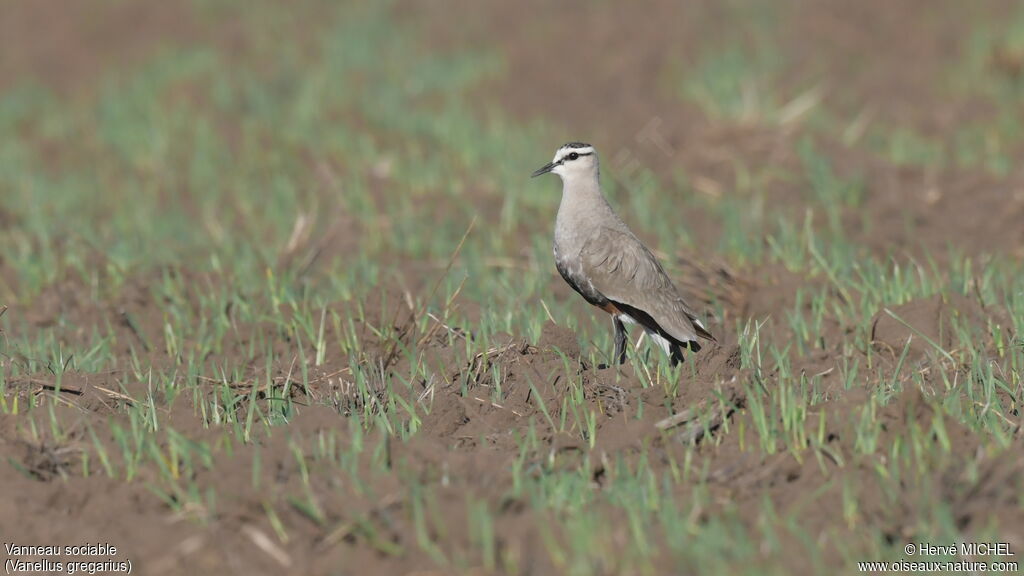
[568,152,579,161]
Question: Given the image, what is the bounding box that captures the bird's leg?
[613,316,628,365]
[669,343,686,367]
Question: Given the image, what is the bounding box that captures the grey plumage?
[534,142,714,366]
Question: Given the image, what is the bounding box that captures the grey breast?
[553,184,630,310]
[554,236,608,308]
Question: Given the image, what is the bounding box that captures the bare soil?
[2,1,1024,575]
[5,267,1022,574]
[410,0,1024,259]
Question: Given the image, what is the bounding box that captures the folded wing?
[580,227,714,345]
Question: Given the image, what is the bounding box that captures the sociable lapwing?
[532,142,714,366]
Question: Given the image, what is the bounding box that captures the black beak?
[531,161,556,178]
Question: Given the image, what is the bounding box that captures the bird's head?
[531,142,599,182]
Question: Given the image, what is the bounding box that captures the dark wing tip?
[695,324,717,342]
[682,340,701,353]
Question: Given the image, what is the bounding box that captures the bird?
[532,142,715,366]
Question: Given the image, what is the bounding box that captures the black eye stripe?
[559,151,592,163]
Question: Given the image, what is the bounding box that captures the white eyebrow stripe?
[554,147,595,161]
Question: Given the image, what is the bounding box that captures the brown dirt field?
[409,0,1024,259]
[6,278,1022,573]
[5,237,1022,572]
[0,1,200,96]
[3,2,1024,575]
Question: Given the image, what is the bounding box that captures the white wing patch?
[647,330,673,356]
[618,314,674,358]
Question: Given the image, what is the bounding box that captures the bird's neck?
[558,175,608,214]
[555,176,619,244]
